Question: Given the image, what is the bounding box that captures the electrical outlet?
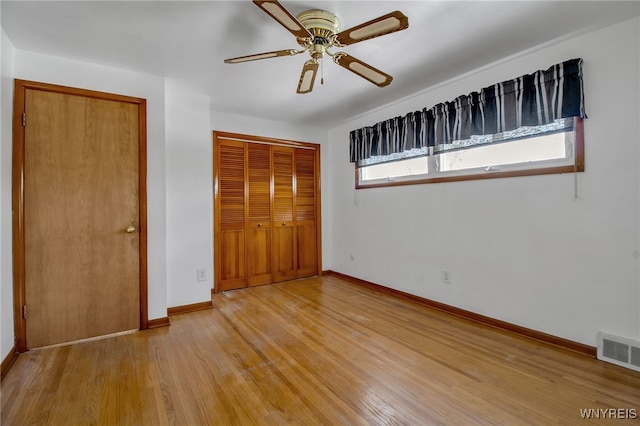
[196,269,207,282]
[441,270,451,284]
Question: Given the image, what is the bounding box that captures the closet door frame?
[212,131,321,294]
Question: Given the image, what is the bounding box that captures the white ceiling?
[2,1,639,128]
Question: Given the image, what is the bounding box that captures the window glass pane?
[361,156,428,181]
[438,132,568,172]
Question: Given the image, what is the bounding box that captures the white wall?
[328,17,640,346]
[210,111,332,273]
[10,50,169,322]
[165,80,214,307]
[210,111,327,144]
[1,29,16,363]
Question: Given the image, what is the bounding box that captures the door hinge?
[22,113,26,127]
[22,305,27,319]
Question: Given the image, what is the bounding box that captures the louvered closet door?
[247,144,272,286]
[295,148,318,278]
[272,146,296,282]
[217,141,247,291]
[214,132,321,293]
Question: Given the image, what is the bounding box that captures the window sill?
[355,163,584,189]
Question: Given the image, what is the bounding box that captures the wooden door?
[216,140,247,291]
[20,85,142,349]
[246,144,272,286]
[295,148,318,278]
[213,132,322,293]
[271,146,296,283]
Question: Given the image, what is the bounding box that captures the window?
[356,117,583,188]
[349,58,586,189]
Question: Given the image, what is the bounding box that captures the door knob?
[282,222,287,226]
[125,225,137,233]
[257,223,263,228]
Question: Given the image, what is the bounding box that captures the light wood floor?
[2,276,639,425]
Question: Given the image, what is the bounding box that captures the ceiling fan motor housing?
[296,9,340,49]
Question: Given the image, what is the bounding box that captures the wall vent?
[597,332,640,372]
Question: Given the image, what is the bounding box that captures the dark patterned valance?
[349,58,586,163]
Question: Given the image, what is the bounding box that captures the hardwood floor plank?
[2,276,639,425]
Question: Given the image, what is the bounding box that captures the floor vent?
[597,332,640,372]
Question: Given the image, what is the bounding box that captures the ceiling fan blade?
[335,11,409,46]
[296,60,319,94]
[253,0,313,40]
[224,49,302,64]
[333,53,393,87]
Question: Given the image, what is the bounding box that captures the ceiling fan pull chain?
[321,55,324,85]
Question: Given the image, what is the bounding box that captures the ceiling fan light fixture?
[309,43,326,59]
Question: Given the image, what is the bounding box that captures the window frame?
[355,117,584,189]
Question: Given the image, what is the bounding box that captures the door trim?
[12,79,149,352]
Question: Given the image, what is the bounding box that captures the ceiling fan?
[224,0,409,94]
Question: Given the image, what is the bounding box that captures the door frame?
[12,79,149,352]
[212,131,322,293]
